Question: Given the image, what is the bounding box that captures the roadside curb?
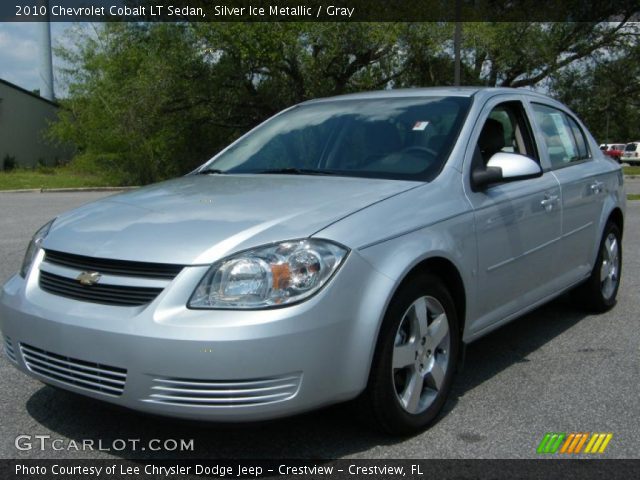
[0,186,139,194]
[0,188,42,193]
[41,186,139,193]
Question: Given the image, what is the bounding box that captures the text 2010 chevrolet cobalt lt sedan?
[1,88,624,434]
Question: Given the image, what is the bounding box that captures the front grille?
[44,250,184,280]
[144,373,302,407]
[20,343,127,396]
[40,271,162,307]
[3,336,16,363]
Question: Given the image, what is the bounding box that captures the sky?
[0,22,74,95]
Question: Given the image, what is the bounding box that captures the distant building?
[0,78,71,168]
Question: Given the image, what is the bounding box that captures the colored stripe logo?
[537,433,613,454]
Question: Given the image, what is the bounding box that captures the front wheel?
[573,222,622,312]
[360,274,459,435]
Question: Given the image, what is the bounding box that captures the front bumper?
[0,251,394,421]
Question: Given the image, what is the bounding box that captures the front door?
[465,98,563,336]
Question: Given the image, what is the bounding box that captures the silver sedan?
[0,87,624,434]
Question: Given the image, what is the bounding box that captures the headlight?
[20,219,55,278]
[189,239,349,309]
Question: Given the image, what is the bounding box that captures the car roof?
[302,87,555,104]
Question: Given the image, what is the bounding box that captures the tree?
[51,23,215,184]
[550,44,640,142]
[437,21,638,87]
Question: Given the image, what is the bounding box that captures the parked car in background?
[599,143,626,163]
[1,87,625,435]
[621,142,640,164]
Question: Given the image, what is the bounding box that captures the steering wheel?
[399,145,439,158]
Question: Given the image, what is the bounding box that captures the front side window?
[476,101,538,165]
[532,103,590,168]
[203,97,472,181]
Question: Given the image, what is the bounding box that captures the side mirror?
[472,152,542,189]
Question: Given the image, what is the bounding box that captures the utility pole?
[38,0,55,101]
[454,0,462,86]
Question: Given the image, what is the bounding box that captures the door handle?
[541,193,559,212]
[590,181,604,194]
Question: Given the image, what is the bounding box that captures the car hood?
[44,174,419,265]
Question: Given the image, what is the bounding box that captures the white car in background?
[621,142,640,163]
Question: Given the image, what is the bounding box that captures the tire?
[573,222,622,313]
[359,273,459,435]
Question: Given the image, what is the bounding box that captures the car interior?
[470,102,539,186]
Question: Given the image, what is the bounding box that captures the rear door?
[529,102,606,283]
[464,96,563,335]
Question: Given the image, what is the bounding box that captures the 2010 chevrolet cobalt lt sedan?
[0,88,624,434]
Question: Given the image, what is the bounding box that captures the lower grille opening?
[20,343,127,396]
[3,336,16,363]
[144,373,302,407]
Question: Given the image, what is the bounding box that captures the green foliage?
[36,165,56,175]
[550,44,640,142]
[50,22,639,185]
[51,23,213,185]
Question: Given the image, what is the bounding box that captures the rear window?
[532,103,590,168]
[625,143,637,152]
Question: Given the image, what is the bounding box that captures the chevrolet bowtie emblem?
[76,271,102,286]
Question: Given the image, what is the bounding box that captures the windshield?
[201,96,472,181]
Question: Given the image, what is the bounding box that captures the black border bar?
[4,459,640,480]
[2,0,639,22]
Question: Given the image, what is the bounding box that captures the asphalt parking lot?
[0,191,638,459]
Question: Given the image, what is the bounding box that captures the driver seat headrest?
[478,118,505,163]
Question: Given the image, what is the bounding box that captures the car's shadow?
[25,295,587,459]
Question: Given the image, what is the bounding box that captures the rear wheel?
[361,274,459,435]
[573,222,622,312]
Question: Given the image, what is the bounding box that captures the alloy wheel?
[392,296,450,414]
[600,232,620,300]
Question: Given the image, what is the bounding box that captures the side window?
[532,103,590,168]
[488,110,516,153]
[476,101,538,165]
[566,115,590,160]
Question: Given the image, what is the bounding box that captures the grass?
[623,166,640,176]
[0,166,115,191]
[628,194,640,201]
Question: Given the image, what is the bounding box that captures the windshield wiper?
[196,168,226,175]
[257,168,335,176]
